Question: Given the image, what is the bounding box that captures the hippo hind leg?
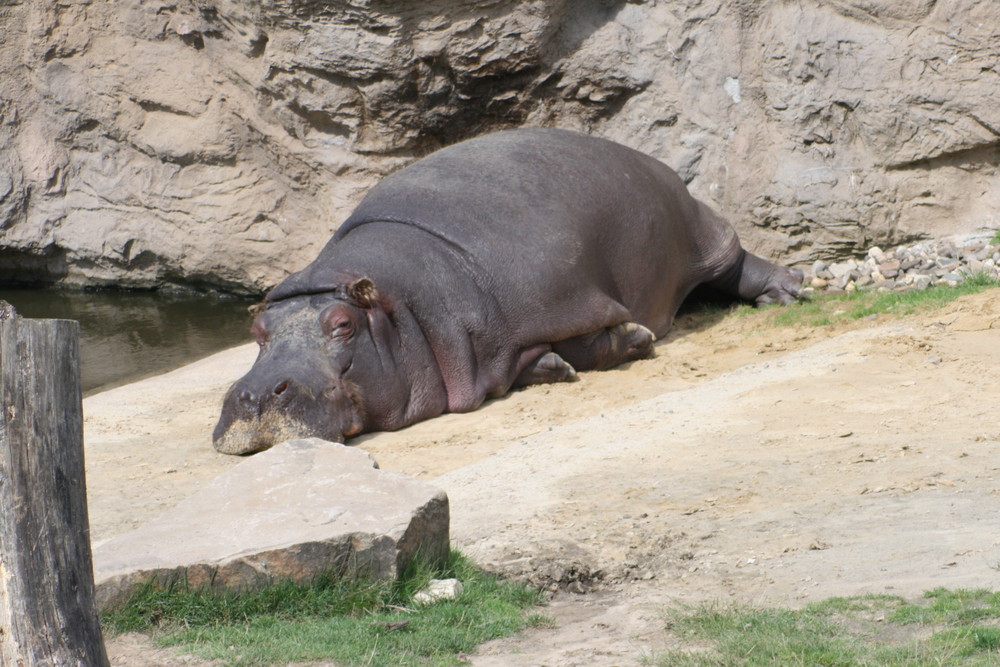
[553,322,656,373]
[710,250,803,306]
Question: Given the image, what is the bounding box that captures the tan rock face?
[1,0,997,292]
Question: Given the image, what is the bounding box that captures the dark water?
[0,288,257,394]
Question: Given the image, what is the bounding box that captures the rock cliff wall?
[1,0,997,293]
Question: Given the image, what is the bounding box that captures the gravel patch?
[802,232,1000,296]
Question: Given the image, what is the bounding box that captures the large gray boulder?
[91,438,449,610]
[1,0,997,291]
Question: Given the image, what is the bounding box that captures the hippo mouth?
[213,357,369,455]
[212,412,342,456]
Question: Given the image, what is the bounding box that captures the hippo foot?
[755,266,805,306]
[708,251,805,307]
[609,322,656,362]
[551,321,656,372]
[513,351,579,388]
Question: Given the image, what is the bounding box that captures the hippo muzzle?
[212,292,370,455]
[212,371,363,455]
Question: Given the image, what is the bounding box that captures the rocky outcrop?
[1,0,997,292]
[91,438,450,610]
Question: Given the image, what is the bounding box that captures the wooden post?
[0,316,110,666]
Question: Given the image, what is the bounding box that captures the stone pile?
[803,233,1000,295]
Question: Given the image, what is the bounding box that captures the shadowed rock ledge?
[91,438,449,610]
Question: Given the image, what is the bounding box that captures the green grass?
[652,589,1000,666]
[731,273,1000,329]
[889,589,1000,626]
[101,550,549,667]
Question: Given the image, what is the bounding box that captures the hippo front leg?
[512,350,579,388]
[552,322,656,373]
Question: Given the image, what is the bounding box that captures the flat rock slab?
[92,438,449,610]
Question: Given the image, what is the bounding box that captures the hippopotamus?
[213,128,801,454]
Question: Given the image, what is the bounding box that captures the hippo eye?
[321,304,356,340]
[329,318,354,338]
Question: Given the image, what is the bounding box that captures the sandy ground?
[89,289,1000,666]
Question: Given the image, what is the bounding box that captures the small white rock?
[413,578,464,605]
[828,260,857,279]
[867,246,885,262]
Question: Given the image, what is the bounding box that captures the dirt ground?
[87,289,1000,666]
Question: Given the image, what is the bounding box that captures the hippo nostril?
[273,380,289,396]
[234,387,263,418]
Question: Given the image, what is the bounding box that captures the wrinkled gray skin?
[214,128,802,454]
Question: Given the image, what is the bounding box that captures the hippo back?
[270,128,738,343]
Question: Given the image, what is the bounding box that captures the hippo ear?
[346,277,379,308]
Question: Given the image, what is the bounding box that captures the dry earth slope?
[91,289,1000,666]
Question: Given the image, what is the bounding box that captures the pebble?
[802,233,1000,295]
[413,578,464,604]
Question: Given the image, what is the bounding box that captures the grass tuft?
[661,604,861,666]
[750,275,1000,329]
[889,588,1000,625]
[679,275,1000,335]
[101,550,547,667]
[653,589,1000,667]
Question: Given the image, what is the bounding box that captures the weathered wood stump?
[0,317,110,666]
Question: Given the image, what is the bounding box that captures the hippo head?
[213,277,405,455]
